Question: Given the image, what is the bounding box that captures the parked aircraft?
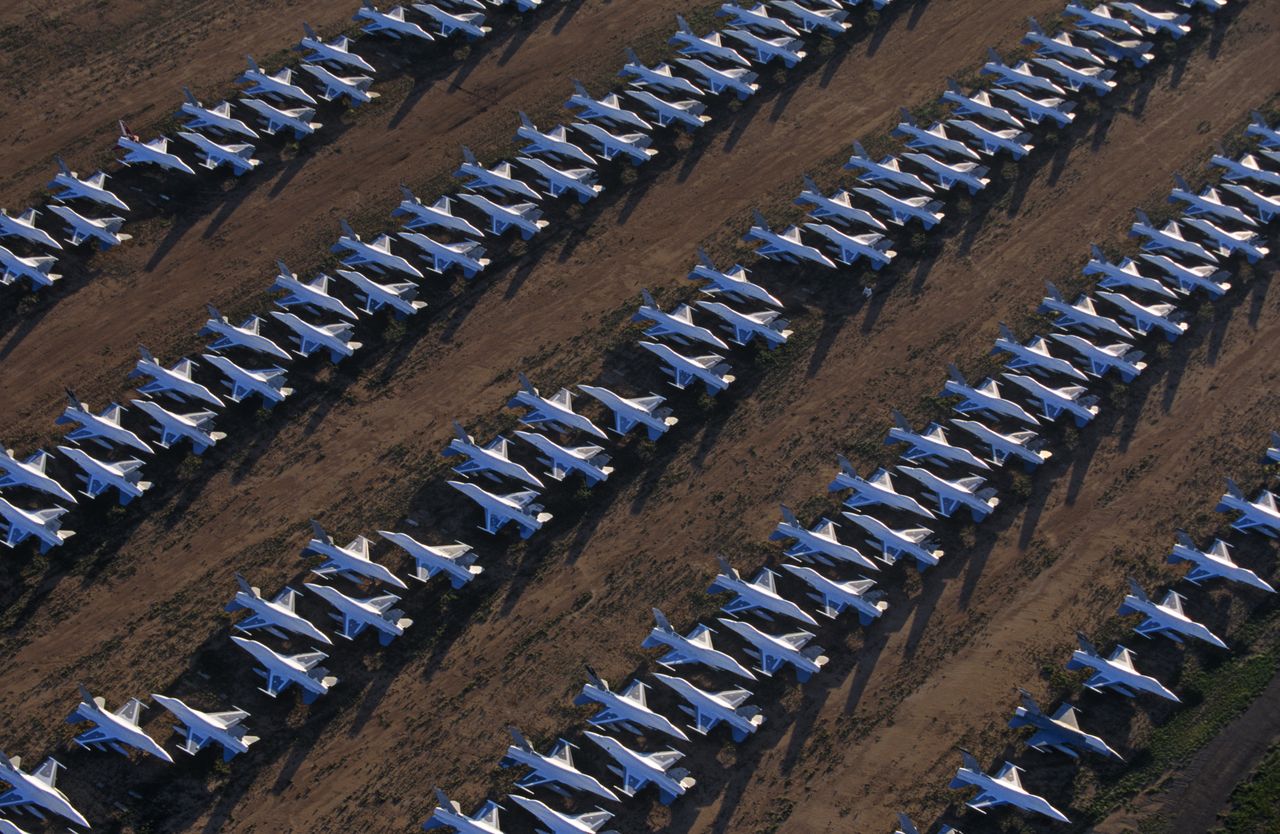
[1031,56,1116,96]
[1083,245,1181,300]
[202,305,292,360]
[773,0,849,33]
[652,673,763,742]
[152,695,259,760]
[574,665,688,740]
[116,121,196,174]
[304,519,406,588]
[131,347,225,406]
[1023,16,1105,65]
[981,48,1065,96]
[1138,253,1231,297]
[239,56,316,104]
[300,64,379,106]
[304,582,413,645]
[0,245,60,289]
[47,204,130,249]
[900,151,991,194]
[448,480,552,538]
[1117,579,1227,648]
[887,411,991,470]
[298,22,376,73]
[445,422,544,487]
[951,418,1053,470]
[772,503,880,570]
[424,789,503,834]
[723,29,806,68]
[506,794,614,834]
[457,193,548,239]
[1066,632,1179,701]
[670,14,749,66]
[942,80,1025,128]
[634,290,728,348]
[1219,182,1279,224]
[675,58,759,100]
[943,365,1040,425]
[179,87,258,138]
[719,2,799,35]
[897,465,999,522]
[567,80,652,130]
[578,385,678,441]
[379,530,480,588]
[58,390,152,454]
[619,48,705,97]
[415,3,491,39]
[707,557,817,625]
[639,341,736,396]
[1216,479,1280,537]
[1002,373,1100,426]
[852,187,944,230]
[355,1,434,40]
[513,430,613,486]
[893,110,980,161]
[399,230,491,278]
[992,325,1087,380]
[239,97,322,138]
[687,248,781,306]
[394,189,484,236]
[231,636,338,702]
[573,122,658,165]
[337,268,426,317]
[796,176,887,231]
[1039,282,1134,340]
[1169,174,1257,227]
[1096,290,1188,341]
[802,222,897,270]
[67,685,173,762]
[949,751,1069,822]
[842,511,944,571]
[49,156,129,211]
[1074,26,1154,66]
[0,449,74,503]
[1210,149,1280,189]
[1049,333,1147,382]
[642,608,756,679]
[986,86,1076,127]
[516,112,596,165]
[1113,2,1191,37]
[501,727,619,801]
[1246,110,1280,148]
[457,147,542,201]
[625,89,710,130]
[828,459,936,519]
[270,311,362,363]
[334,219,424,277]
[517,156,603,202]
[584,732,696,804]
[1181,216,1271,264]
[58,445,151,505]
[0,497,74,553]
[130,399,225,455]
[782,564,887,624]
[1167,530,1275,592]
[1065,2,1143,38]
[947,119,1034,159]
[746,211,835,267]
[846,141,935,193]
[0,754,89,828]
[696,300,792,349]
[717,617,828,681]
[508,374,607,438]
[1010,689,1121,759]
[226,573,332,644]
[1130,210,1219,263]
[0,208,61,250]
[202,353,295,407]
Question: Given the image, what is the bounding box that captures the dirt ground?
[1,1,1279,833]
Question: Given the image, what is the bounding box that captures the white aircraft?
[0,497,74,553]
[1138,253,1231,298]
[1096,290,1188,341]
[513,430,614,486]
[1168,531,1274,592]
[130,399,225,455]
[949,751,1069,822]
[670,15,750,66]
[399,231,491,278]
[687,249,781,307]
[573,122,657,165]
[708,558,817,625]
[583,732,696,805]
[179,87,259,138]
[951,418,1053,470]
[0,449,74,502]
[49,156,129,211]
[947,118,1034,159]
[887,411,991,471]
[413,3,491,39]
[226,574,332,644]
[202,353,294,407]
[992,324,1088,380]
[697,300,791,349]
[625,89,709,130]
[1246,110,1280,148]
[0,245,59,290]
[639,341,736,396]
[1169,174,1258,227]
[1118,579,1227,649]
[57,390,152,454]
[723,29,806,68]
[619,48,705,98]
[981,48,1066,96]
[131,347,224,407]
[579,385,678,441]
[501,727,618,801]
[445,422,543,487]
[1083,245,1181,300]
[239,97,322,138]
[337,268,426,317]
[1002,373,1100,426]
[1031,56,1116,96]
[354,1,434,40]
[517,156,603,203]
[47,204,131,249]
[506,795,614,834]
[269,311,362,363]
[456,147,541,201]
[828,459,936,519]
[642,608,756,679]
[116,121,196,174]
[67,685,173,762]
[652,673,763,741]
[900,151,991,194]
[508,373,607,438]
[1023,17,1105,65]
[717,617,828,682]
[1210,150,1280,189]
[424,789,503,834]
[1220,182,1280,224]
[719,2,800,36]
[746,211,835,267]
[239,56,316,104]
[567,79,651,131]
[574,665,687,740]
[783,564,887,625]
[0,208,61,250]
[0,754,89,828]
[202,305,292,360]
[987,86,1076,127]
[842,511,944,571]
[803,222,898,270]
[1050,333,1147,382]
[893,111,980,161]
[1130,210,1219,263]
[1009,689,1121,760]
[334,219,424,278]
[448,479,551,539]
[853,186,944,229]
[394,189,484,236]
[943,364,1040,425]
[772,0,849,34]
[1182,216,1271,264]
[457,193,548,239]
[1074,26,1154,66]
[845,141,935,193]
[1113,2,1191,37]
[1039,282,1134,340]
[303,520,405,588]
[897,465,999,522]
[152,695,259,760]
[298,22,376,73]
[796,176,888,231]
[305,582,413,645]
[1066,632,1179,701]
[516,112,596,166]
[231,636,338,703]
[770,505,879,571]
[58,445,151,505]
[674,58,759,100]
[634,289,728,348]
[1217,479,1280,537]
[300,64,380,107]
[378,530,481,588]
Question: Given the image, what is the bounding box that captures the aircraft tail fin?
[246,54,261,72]
[675,14,693,34]
[1174,528,1197,549]
[64,387,84,410]
[339,218,357,238]
[1044,280,1063,301]
[652,607,673,631]
[1027,16,1044,35]
[309,518,330,543]
[461,145,478,165]
[851,140,869,159]
[1133,207,1151,226]
[518,111,535,130]
[958,747,982,771]
[996,321,1017,344]
[118,119,138,141]
[624,46,641,64]
[641,288,657,308]
[55,155,71,175]
[1090,243,1107,262]
[399,184,416,202]
[206,303,223,321]
[517,371,537,395]
[896,813,921,834]
[183,86,199,107]
[836,454,856,477]
[234,572,256,595]
[946,77,963,94]
[77,683,96,705]
[715,552,736,578]
[891,409,912,431]
[987,47,1003,64]
[1017,687,1042,714]
[1271,430,1280,450]
[1224,477,1245,499]
[752,209,769,227]
[801,173,820,192]
[507,725,533,751]
[1076,630,1099,655]
[571,78,589,98]
[779,504,800,526]
[303,21,319,39]
[452,421,471,443]
[946,362,967,385]
[898,107,916,126]
[696,247,716,268]
[584,663,606,690]
[137,344,155,363]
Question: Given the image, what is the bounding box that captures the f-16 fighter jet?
[943,365,1040,426]
[640,341,736,396]
[842,511,944,571]
[449,480,551,538]
[1217,479,1280,537]
[708,557,817,625]
[575,665,688,740]
[506,795,615,834]
[845,141,935,193]
[1075,26,1154,66]
[47,204,131,249]
[1031,57,1116,96]
[993,324,1088,380]
[675,58,759,100]
[49,156,129,211]
[625,89,709,130]
[424,789,503,834]
[1084,245,1181,300]
[949,751,1069,822]
[414,3,491,39]
[947,119,1034,159]
[717,617,828,681]
[1002,373,1100,426]
[951,418,1053,470]
[116,121,196,174]
[670,14,750,66]
[828,458,936,519]
[379,531,480,588]
[1118,579,1227,648]
[1113,2,1191,37]
[773,0,849,34]
[897,465,999,522]
[130,399,225,455]
[202,305,292,360]
[445,422,543,487]
[887,411,991,470]
[1138,253,1231,298]
[783,564,887,624]
[893,111,980,161]
[893,814,962,834]
[239,56,315,104]
[0,497,74,553]
[1024,17,1105,65]
[746,211,835,267]
[771,505,878,571]
[1096,290,1188,341]
[901,151,991,194]
[0,754,89,828]
[457,147,542,201]
[1246,110,1280,148]
[399,231,491,278]
[298,22,376,73]
[652,673,763,741]
[584,732,695,805]
[514,430,613,486]
[981,48,1065,96]
[987,86,1076,127]
[0,449,74,502]
[567,80,651,131]
[58,445,151,505]
[1210,149,1280,189]
[501,727,619,801]
[508,373,607,438]
[334,219,423,278]
[355,1,434,40]
[58,390,152,454]
[226,573,332,643]
[634,290,728,348]
[579,385,678,441]
[179,87,259,138]
[67,685,173,762]
[131,346,224,407]
[337,268,426,317]
[1168,530,1274,592]
[1050,333,1147,382]
[1131,210,1219,263]
[304,519,406,588]
[1169,174,1257,227]
[719,2,800,37]
[304,582,413,645]
[1067,632,1179,700]
[572,122,657,165]
[239,96,322,138]
[697,299,791,349]
[942,80,1025,128]
[1010,689,1121,759]
[457,193,548,239]
[1182,216,1271,264]
[231,636,338,702]
[270,311,362,363]
[517,156,603,203]
[687,248,782,307]
[516,112,596,166]
[180,129,260,174]
[642,608,756,679]
[0,208,62,250]
[394,189,484,236]
[0,245,59,290]
[203,354,294,407]
[300,63,379,106]
[722,29,806,68]
[1039,282,1134,340]
[152,695,259,760]
[1065,3,1143,38]
[796,176,888,231]
[620,49,705,97]
[800,222,896,269]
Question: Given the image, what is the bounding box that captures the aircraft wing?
[0,788,30,810]
[475,801,502,828]
[340,614,368,639]
[549,738,576,765]
[84,474,112,498]
[691,705,722,734]
[75,726,116,746]
[236,612,272,631]
[2,526,32,547]
[968,790,1003,810]
[116,697,145,725]
[720,594,759,617]
[756,646,787,676]
[482,509,507,534]
[994,762,1022,787]
[633,395,665,412]
[264,671,292,697]
[648,750,683,769]
[612,413,639,435]
[621,765,652,796]
[210,709,250,727]
[1024,729,1063,751]
[293,651,327,670]
[505,489,541,508]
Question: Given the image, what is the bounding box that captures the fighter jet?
[842,511,944,571]
[796,176,888,231]
[1168,174,1257,227]
[1065,3,1143,37]
[770,505,878,571]
[508,373,607,438]
[772,0,849,34]
[578,385,678,441]
[717,617,828,682]
[1066,632,1179,701]
[0,245,59,290]
[58,445,151,505]
[687,249,781,307]
[1002,373,1100,426]
[943,365,1040,426]
[783,564,888,625]
[574,665,687,741]
[898,465,999,522]
[304,520,406,589]
[1182,216,1271,264]
[333,219,424,277]
[152,695,259,761]
[894,110,982,161]
[0,497,74,553]
[572,122,657,165]
[887,411,991,471]
[845,141,935,193]
[1223,181,1280,224]
[584,732,695,805]
[642,608,756,679]
[517,156,603,203]
[1039,282,1134,340]
[982,48,1066,97]
[1023,17,1105,65]
[1246,110,1280,148]
[226,574,332,644]
[179,87,258,138]
[802,223,897,270]
[298,22,376,73]
[513,430,613,486]
[652,676,763,745]
[270,311,362,363]
[828,459,936,519]
[942,80,1025,128]
[0,208,61,250]
[674,58,759,100]
[505,795,615,834]
[379,531,480,588]
[620,51,706,99]
[1210,149,1280,189]
[239,97,322,138]
[951,418,1053,470]
[424,789,503,834]
[399,231,491,278]
[457,193,548,239]
[1031,56,1116,96]
[697,300,791,349]
[456,147,542,201]
[746,211,835,267]
[130,399,225,455]
[640,341,736,396]
[0,754,89,828]
[719,2,800,36]
[501,727,619,801]
[1050,333,1147,382]
[986,86,1076,127]
[633,290,728,349]
[567,80,651,131]
[47,204,131,249]
[722,29,806,68]
[304,582,413,645]
[177,130,260,176]
[1083,245,1181,300]
[49,156,129,211]
[901,151,991,194]
[947,119,1034,159]
[231,636,338,703]
[993,324,1088,380]
[1074,26,1154,66]
[1113,2,1191,37]
[670,14,749,66]
[893,814,961,834]
[1217,479,1280,537]
[355,1,434,40]
[1010,689,1121,759]
[445,422,543,487]
[1118,579,1227,648]
[57,390,152,454]
[625,89,709,130]
[131,347,224,407]
[1096,290,1188,341]
[116,121,196,174]
[239,56,315,104]
[708,558,817,625]
[1138,253,1231,298]
[515,112,596,166]
[949,751,1069,822]
[202,353,295,407]
[0,449,74,503]
[337,268,426,317]
[448,480,552,539]
[201,305,292,360]
[1130,210,1219,263]
[1169,531,1273,592]
[300,63,380,107]
[414,3,491,39]
[67,685,173,762]
[394,189,484,236]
